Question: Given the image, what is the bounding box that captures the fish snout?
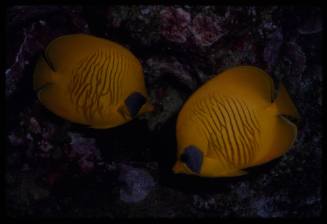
[172,161,185,174]
[142,101,155,113]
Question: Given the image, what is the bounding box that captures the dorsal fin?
[203,66,275,109]
[45,34,107,71]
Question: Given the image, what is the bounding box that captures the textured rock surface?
[5,6,322,218]
[118,164,155,203]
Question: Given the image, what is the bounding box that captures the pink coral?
[8,132,25,146]
[160,7,191,43]
[29,117,41,134]
[68,132,102,174]
[190,14,224,47]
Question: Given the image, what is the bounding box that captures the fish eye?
[125,92,146,118]
[179,146,203,174]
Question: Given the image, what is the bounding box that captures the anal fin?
[89,124,114,129]
[225,169,248,177]
[201,156,248,177]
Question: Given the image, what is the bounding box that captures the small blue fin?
[181,145,203,174]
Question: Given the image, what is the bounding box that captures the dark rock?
[118,164,155,203]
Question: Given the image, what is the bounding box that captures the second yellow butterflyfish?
[173,66,300,177]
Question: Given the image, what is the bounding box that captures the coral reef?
[190,14,225,47]
[160,7,191,43]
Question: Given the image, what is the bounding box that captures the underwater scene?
[5,5,322,218]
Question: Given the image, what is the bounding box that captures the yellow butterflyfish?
[33,34,154,128]
[173,66,300,177]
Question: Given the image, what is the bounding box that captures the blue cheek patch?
[125,92,146,118]
[180,145,203,174]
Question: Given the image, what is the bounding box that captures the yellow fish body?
[173,66,300,177]
[33,34,153,128]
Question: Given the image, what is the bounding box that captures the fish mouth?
[279,114,300,125]
[34,82,53,96]
[172,162,186,174]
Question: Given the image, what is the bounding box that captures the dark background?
[5,5,322,217]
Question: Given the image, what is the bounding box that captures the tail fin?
[274,83,300,120]
[33,53,56,94]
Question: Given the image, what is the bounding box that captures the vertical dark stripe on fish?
[82,50,99,88]
[80,50,100,114]
[202,98,232,165]
[233,97,258,161]
[106,49,114,100]
[213,96,236,165]
[74,51,99,105]
[76,84,90,108]
[224,97,247,166]
[89,50,101,107]
[113,52,122,105]
[205,98,223,159]
[192,106,212,141]
[238,99,257,135]
[101,50,110,95]
[72,54,92,94]
[208,97,231,165]
[111,49,118,105]
[228,97,252,164]
[72,53,96,103]
[118,53,126,101]
[221,96,243,166]
[243,101,260,133]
